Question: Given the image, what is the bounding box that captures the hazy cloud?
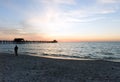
[23,0,119,24]
[0,0,120,40]
[40,0,76,5]
[97,0,120,4]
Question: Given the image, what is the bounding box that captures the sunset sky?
[0,0,120,42]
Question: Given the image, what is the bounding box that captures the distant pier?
[0,38,58,44]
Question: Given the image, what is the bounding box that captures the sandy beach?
[0,53,120,82]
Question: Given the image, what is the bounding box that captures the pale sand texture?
[0,53,120,82]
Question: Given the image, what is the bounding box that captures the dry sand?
[0,53,120,82]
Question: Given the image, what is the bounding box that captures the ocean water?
[0,42,120,60]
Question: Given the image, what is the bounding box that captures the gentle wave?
[0,42,120,60]
[41,53,120,60]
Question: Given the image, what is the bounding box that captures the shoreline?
[1,52,120,62]
[1,53,120,82]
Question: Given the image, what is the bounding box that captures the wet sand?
[0,53,120,82]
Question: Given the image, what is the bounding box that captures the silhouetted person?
[14,45,18,56]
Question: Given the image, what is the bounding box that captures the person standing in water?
[14,45,18,56]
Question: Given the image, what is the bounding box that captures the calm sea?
[0,42,120,60]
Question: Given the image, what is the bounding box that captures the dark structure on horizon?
[0,38,58,44]
[14,38,25,42]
